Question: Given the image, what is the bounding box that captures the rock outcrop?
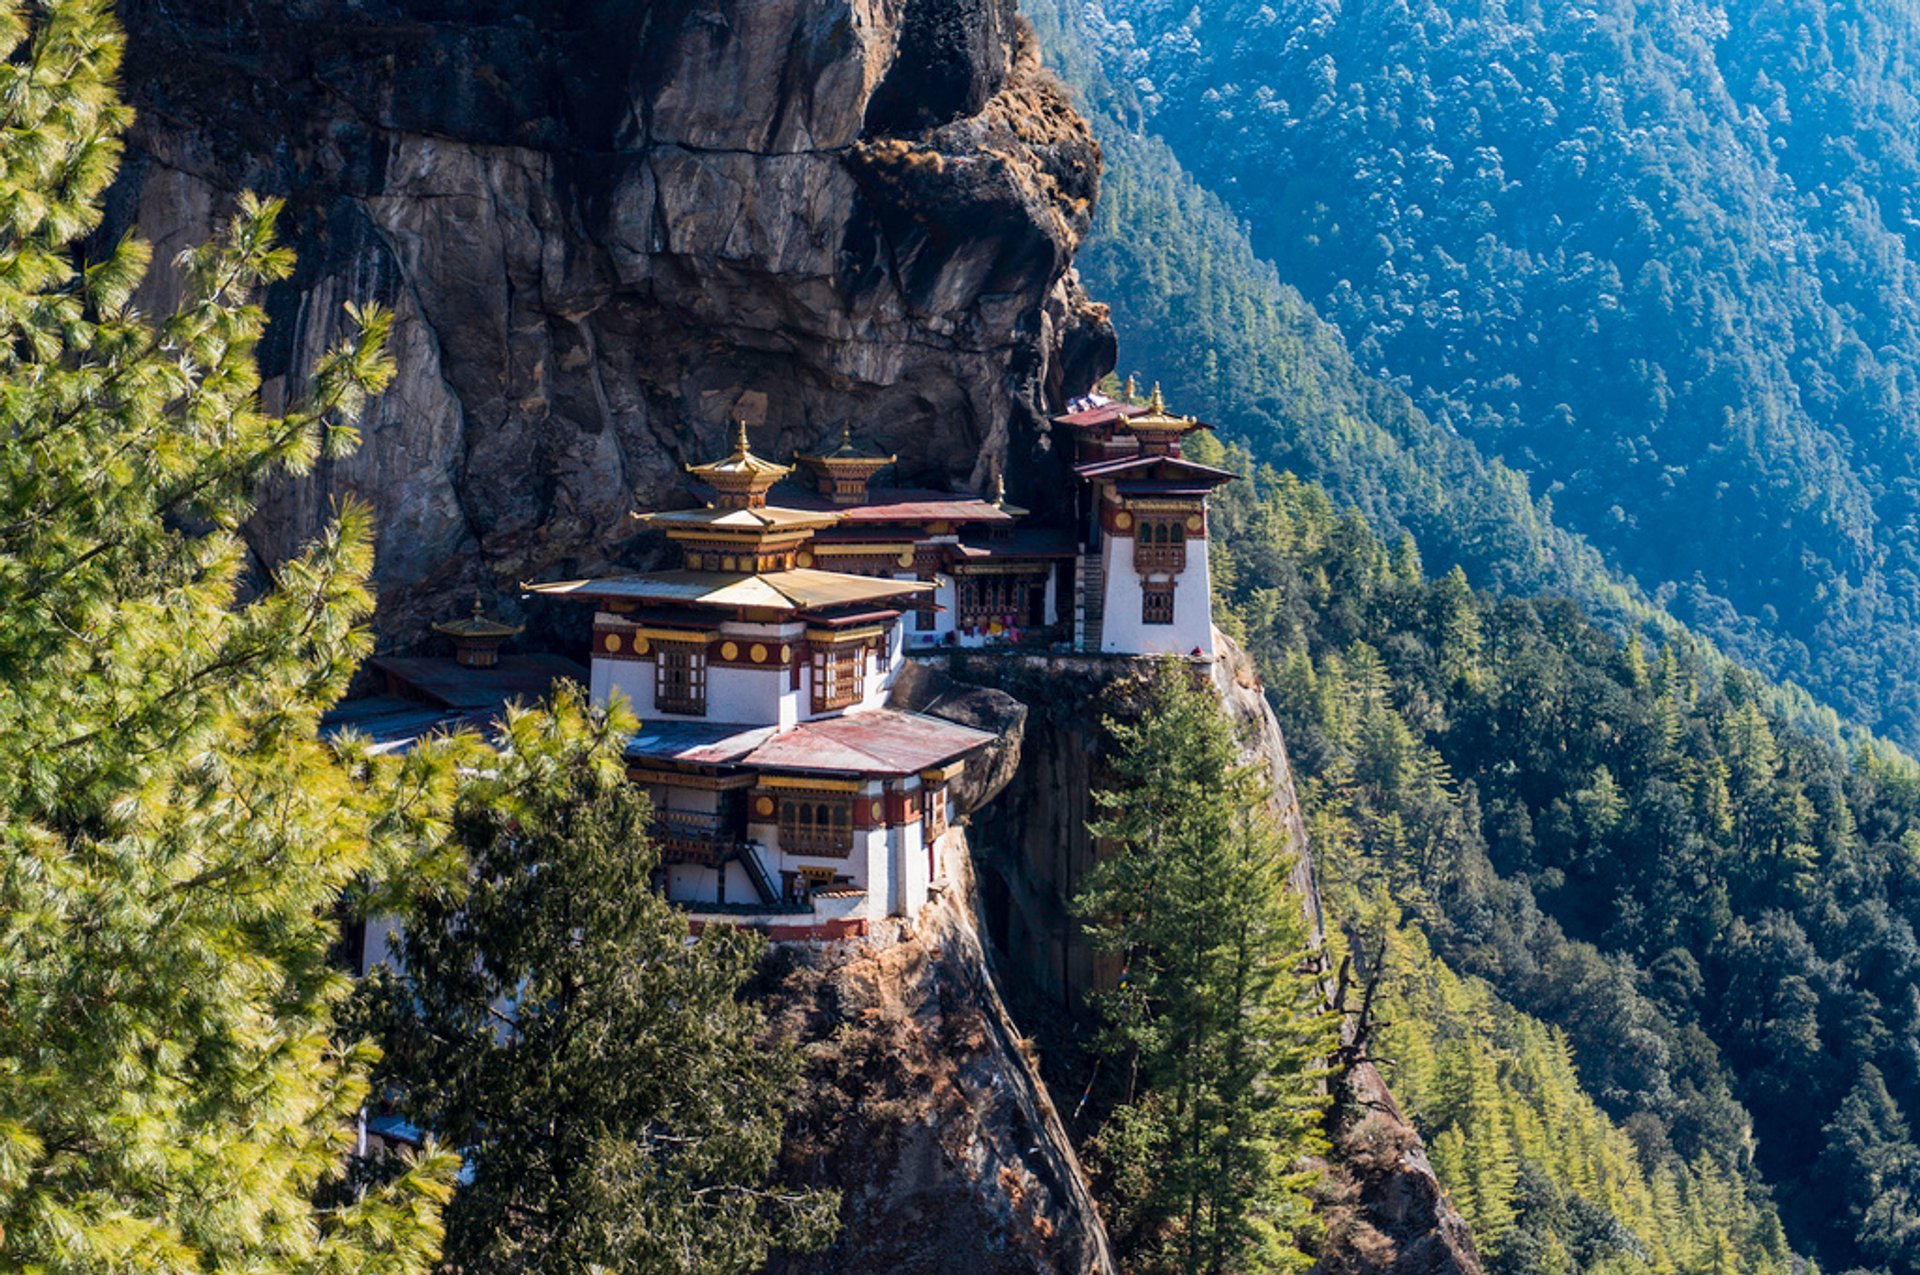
[762,845,1114,1275]
[108,0,1112,645]
[910,640,1482,1275]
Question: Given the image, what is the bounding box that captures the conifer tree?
[362,686,839,1274]
[1077,665,1335,1275]
[0,2,460,1267]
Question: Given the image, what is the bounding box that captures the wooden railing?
[1134,543,1187,572]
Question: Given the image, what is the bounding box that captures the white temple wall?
[894,819,929,916]
[861,825,894,921]
[667,863,719,904]
[905,574,958,647]
[1101,536,1217,657]
[706,664,793,726]
[720,859,759,904]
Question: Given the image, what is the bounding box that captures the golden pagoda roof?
[432,595,524,640]
[797,424,896,469]
[525,569,931,612]
[635,504,841,533]
[687,420,793,484]
[1120,383,1206,435]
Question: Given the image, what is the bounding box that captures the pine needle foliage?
[0,1,463,1269]
[361,685,840,1275]
[1076,665,1336,1275]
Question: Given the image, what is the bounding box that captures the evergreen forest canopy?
[1196,427,1920,1274]
[1032,0,1920,751]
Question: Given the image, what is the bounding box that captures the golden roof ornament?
[795,423,896,505]
[432,593,524,640]
[989,470,1029,518]
[433,594,523,668]
[687,419,792,508]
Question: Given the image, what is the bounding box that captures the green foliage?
[1383,930,1792,1274]
[362,685,838,1275]
[0,1,461,1267]
[1025,0,1888,761]
[1041,0,1920,751]
[1075,666,1336,1275]
[1189,441,1920,1269]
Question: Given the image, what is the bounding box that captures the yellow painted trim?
[759,774,864,793]
[628,766,756,791]
[952,562,1050,576]
[813,543,918,557]
[919,761,967,783]
[804,625,886,645]
[633,627,712,644]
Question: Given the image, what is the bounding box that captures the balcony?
[651,809,737,866]
[1133,544,1187,572]
[778,825,855,857]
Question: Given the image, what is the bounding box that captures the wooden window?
[956,573,1043,628]
[811,643,865,713]
[778,797,853,855]
[655,645,708,715]
[915,599,938,632]
[924,785,949,838]
[1134,517,1188,571]
[1142,583,1176,626]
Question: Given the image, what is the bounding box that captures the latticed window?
[812,644,865,712]
[779,797,853,855]
[1142,583,1176,626]
[655,645,708,715]
[925,785,949,838]
[955,572,1044,628]
[1134,517,1188,571]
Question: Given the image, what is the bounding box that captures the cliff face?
[905,641,1483,1275]
[764,850,1114,1275]
[110,0,1112,644]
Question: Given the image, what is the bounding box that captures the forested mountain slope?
[1035,0,1920,749]
[1197,432,1920,1274]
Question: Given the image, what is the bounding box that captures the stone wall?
[109,0,1114,648]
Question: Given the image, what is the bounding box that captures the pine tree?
[0,3,460,1268]
[362,686,839,1274]
[1077,665,1335,1275]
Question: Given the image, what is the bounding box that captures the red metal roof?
[1074,454,1238,483]
[780,485,1014,524]
[744,709,994,775]
[626,708,993,777]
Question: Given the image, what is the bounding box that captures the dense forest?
[1036,0,1920,749]
[1193,425,1920,1272]
[1026,0,1877,755]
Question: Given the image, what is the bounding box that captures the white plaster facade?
[1099,534,1217,657]
[590,614,908,725]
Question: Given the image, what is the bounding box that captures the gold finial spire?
[732,417,752,456]
[1125,373,1138,403]
[1148,381,1166,413]
[842,423,854,448]
[992,472,1006,504]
